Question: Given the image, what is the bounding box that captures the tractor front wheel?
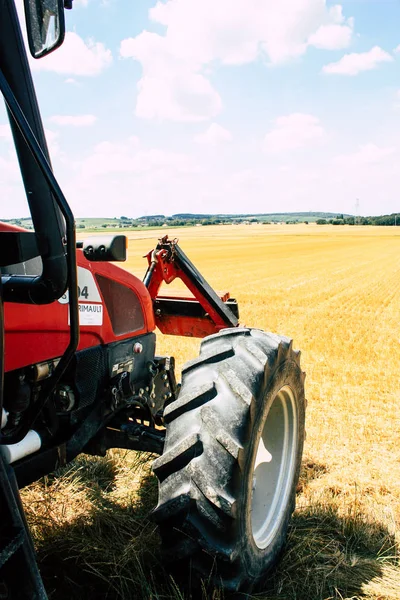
[152,328,306,593]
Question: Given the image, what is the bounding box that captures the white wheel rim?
[251,385,298,550]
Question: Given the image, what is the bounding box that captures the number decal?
[58,267,102,305]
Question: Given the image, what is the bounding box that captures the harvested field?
[22,224,400,599]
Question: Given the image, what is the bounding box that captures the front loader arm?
[144,236,239,338]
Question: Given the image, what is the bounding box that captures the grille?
[74,345,108,410]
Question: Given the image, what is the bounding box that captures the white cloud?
[263,113,325,154]
[308,23,352,50]
[394,45,400,54]
[79,138,199,179]
[60,137,203,216]
[322,46,393,75]
[31,32,112,76]
[326,144,400,214]
[49,115,97,127]
[194,123,232,145]
[393,90,400,110]
[135,70,222,122]
[0,124,12,141]
[27,131,400,219]
[121,0,354,121]
[120,33,222,121]
[148,0,354,65]
[308,4,354,50]
[328,4,346,23]
[334,143,396,166]
[64,78,79,85]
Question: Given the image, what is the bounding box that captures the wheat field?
[22,224,400,599]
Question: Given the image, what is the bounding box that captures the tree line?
[317,214,400,226]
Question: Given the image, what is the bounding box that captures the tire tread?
[153,327,305,592]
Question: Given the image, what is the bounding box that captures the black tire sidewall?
[237,359,305,585]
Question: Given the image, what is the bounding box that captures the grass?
[21,224,400,599]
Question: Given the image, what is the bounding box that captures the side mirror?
[79,236,127,262]
[24,0,65,58]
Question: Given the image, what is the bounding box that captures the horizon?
[10,210,400,223]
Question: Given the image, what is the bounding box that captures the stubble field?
[22,224,400,599]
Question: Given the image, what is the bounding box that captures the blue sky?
[1,0,400,218]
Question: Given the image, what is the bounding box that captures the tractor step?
[0,525,25,569]
[0,449,48,599]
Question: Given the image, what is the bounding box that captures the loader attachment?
[144,236,239,337]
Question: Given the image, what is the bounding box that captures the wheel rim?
[251,385,298,550]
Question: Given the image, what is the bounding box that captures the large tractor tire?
[152,328,306,593]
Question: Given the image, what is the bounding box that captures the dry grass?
[21,224,400,599]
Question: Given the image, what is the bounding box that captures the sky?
[1,0,400,218]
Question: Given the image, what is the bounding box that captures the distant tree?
[316,219,327,225]
[102,224,108,228]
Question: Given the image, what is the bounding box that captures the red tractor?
[0,0,306,597]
